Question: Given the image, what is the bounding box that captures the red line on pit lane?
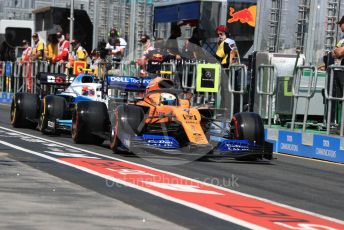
[60,157,344,230]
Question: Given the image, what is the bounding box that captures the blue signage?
[313,135,343,162]
[5,62,11,76]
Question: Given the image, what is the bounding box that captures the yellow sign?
[196,64,220,93]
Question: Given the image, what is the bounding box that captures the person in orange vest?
[20,40,32,64]
[53,32,70,63]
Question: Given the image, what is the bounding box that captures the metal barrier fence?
[290,65,318,132]
[325,65,344,136]
[224,64,248,118]
[256,64,277,127]
[2,60,344,136]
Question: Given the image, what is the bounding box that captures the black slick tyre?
[38,95,67,134]
[10,93,40,128]
[72,101,109,145]
[109,105,144,153]
[230,112,265,161]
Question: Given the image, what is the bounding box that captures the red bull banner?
[226,1,257,56]
[227,5,256,27]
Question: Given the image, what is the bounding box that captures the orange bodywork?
[135,77,209,145]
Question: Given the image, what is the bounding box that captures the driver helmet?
[81,86,95,96]
[160,93,177,106]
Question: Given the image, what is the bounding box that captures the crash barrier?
[1,61,68,95]
[0,60,342,134]
[290,66,318,132]
[325,65,344,136]
[256,64,277,127]
[265,128,344,164]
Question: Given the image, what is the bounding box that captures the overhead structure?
[325,0,340,51]
[267,0,282,52]
[295,0,310,53]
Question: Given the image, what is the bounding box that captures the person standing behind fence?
[45,34,58,63]
[20,40,32,64]
[332,16,344,65]
[144,38,167,75]
[53,32,70,63]
[182,27,205,61]
[215,25,239,67]
[215,25,240,115]
[71,39,88,62]
[106,28,127,58]
[66,39,88,74]
[327,16,344,131]
[21,39,33,92]
[106,38,124,63]
[31,33,45,61]
[137,34,154,76]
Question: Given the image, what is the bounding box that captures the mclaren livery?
[72,75,273,161]
[10,71,272,160]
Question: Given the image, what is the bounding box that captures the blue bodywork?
[139,134,180,149]
[126,133,256,153]
[107,76,152,91]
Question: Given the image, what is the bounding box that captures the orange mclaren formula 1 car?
[71,75,273,161]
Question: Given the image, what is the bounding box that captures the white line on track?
[0,126,344,226]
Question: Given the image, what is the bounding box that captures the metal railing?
[226,64,247,118]
[256,64,277,127]
[290,65,317,131]
[324,65,344,136]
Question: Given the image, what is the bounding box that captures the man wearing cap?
[106,28,127,57]
[215,25,240,67]
[66,39,88,74]
[71,39,88,62]
[31,33,45,61]
[215,25,240,114]
[21,40,32,64]
[54,32,70,63]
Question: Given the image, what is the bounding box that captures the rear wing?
[36,72,75,86]
[106,75,152,92]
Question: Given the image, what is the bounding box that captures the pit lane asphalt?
[1,104,344,229]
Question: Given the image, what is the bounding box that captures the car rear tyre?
[72,101,109,145]
[38,95,68,134]
[10,93,40,128]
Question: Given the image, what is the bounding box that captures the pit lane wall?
[265,128,344,164]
